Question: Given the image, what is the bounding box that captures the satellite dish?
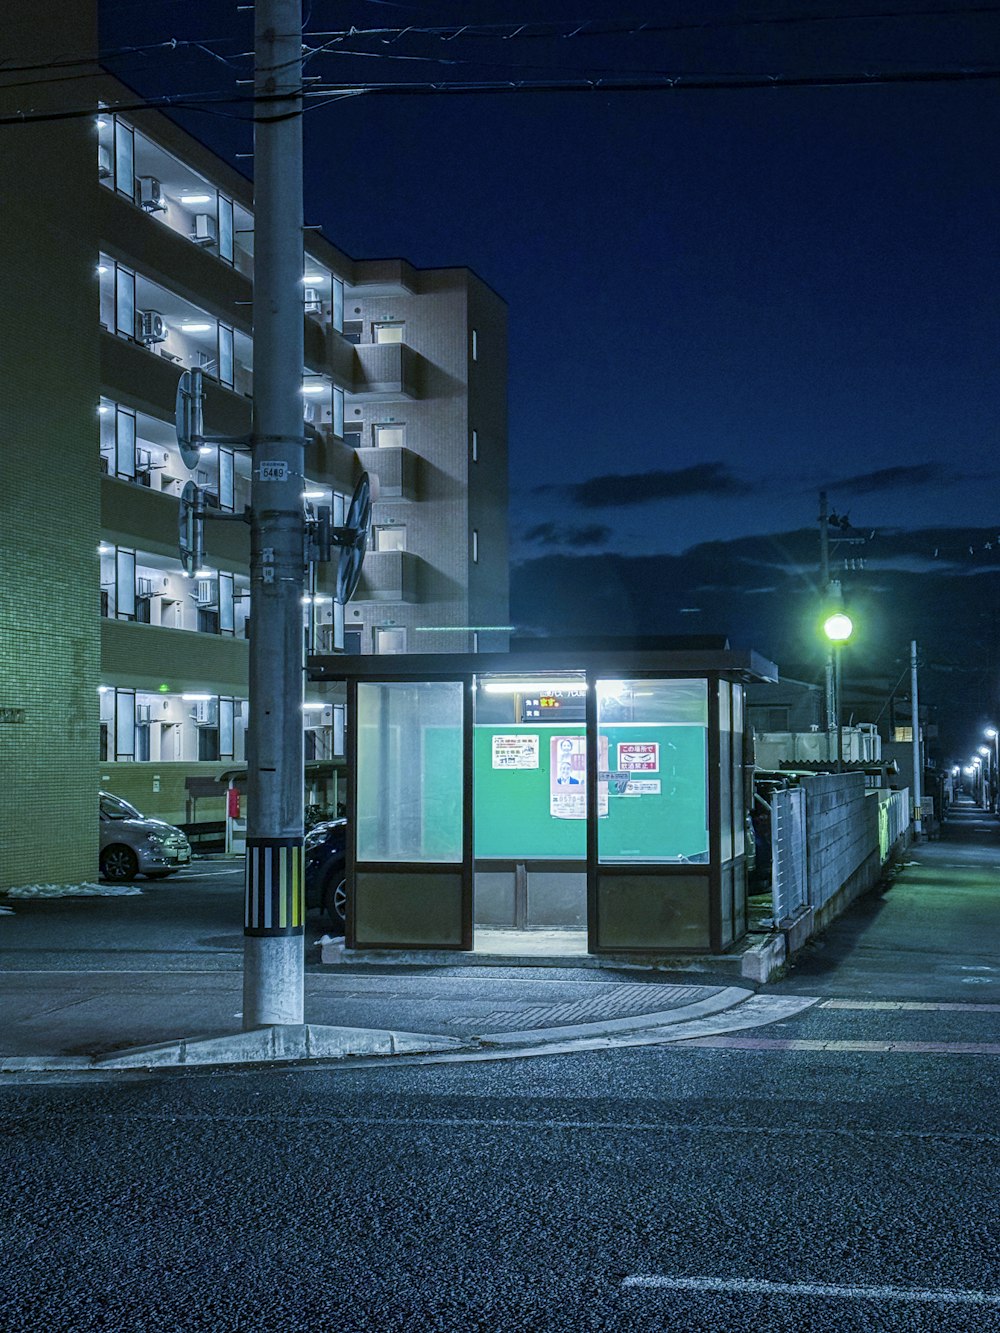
[175,369,204,471]
[335,472,371,604]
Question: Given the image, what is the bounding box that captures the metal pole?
[834,646,843,773]
[910,639,923,840]
[243,0,306,1028]
[819,492,836,732]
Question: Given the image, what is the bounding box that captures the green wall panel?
[474,723,708,862]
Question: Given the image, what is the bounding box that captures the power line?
[297,67,1000,98]
[301,6,1000,45]
[3,60,999,129]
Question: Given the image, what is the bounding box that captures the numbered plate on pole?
[175,368,204,470]
[336,472,372,604]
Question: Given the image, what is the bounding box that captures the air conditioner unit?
[192,698,217,725]
[304,287,322,314]
[137,310,166,345]
[98,144,112,179]
[192,213,218,246]
[196,578,217,606]
[138,176,165,212]
[136,704,152,724]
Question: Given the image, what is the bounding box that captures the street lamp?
[822,611,854,772]
[985,727,998,812]
[971,755,984,807]
[979,746,992,811]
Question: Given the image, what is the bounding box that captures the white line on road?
[683,1036,1000,1055]
[621,1275,1000,1306]
[821,999,1000,1012]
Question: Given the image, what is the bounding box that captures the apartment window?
[115,408,136,480]
[218,324,235,388]
[115,264,135,339]
[113,118,134,200]
[219,572,235,635]
[374,423,405,450]
[332,278,344,334]
[333,386,345,438]
[374,524,406,553]
[116,549,136,620]
[471,328,479,361]
[219,449,235,512]
[374,323,404,344]
[375,627,406,654]
[115,689,136,761]
[219,698,235,759]
[471,429,478,463]
[218,196,235,264]
[472,529,479,563]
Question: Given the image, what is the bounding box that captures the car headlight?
[304,829,326,850]
[145,832,167,846]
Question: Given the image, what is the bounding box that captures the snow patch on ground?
[3,881,143,899]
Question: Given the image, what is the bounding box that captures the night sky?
[91,2,1000,753]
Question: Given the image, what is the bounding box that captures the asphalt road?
[3,1024,999,1332]
[3,811,1000,1330]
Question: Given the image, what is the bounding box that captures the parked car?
[304,818,347,933]
[99,791,191,882]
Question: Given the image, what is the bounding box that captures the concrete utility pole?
[910,639,923,840]
[243,0,306,1028]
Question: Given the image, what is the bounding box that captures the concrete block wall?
[0,7,100,888]
[803,773,880,912]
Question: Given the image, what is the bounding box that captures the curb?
[0,986,759,1075]
[0,1024,465,1074]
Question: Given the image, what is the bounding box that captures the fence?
[771,786,807,923]
[771,779,910,923]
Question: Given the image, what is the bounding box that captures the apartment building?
[0,6,508,889]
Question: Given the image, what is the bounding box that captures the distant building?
[0,3,508,888]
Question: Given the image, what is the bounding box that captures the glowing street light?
[823,611,854,643]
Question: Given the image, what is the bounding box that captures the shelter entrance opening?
[474,672,589,954]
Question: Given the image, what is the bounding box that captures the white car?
[99,792,191,881]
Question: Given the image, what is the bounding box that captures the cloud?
[824,463,950,496]
[536,462,755,509]
[523,521,612,548]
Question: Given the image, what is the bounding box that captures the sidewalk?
[5,800,992,1074]
[0,961,769,1072]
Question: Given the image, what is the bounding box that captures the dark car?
[304,818,347,933]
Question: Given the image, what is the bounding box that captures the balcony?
[356,550,420,603]
[352,343,420,400]
[357,446,418,500]
[101,619,249,697]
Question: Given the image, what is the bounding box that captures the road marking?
[620,1275,1000,1306]
[14,1111,1000,1145]
[821,999,1000,1012]
[682,1036,1000,1055]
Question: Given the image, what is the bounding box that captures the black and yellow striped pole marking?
[244,837,304,936]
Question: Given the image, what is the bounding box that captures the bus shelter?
[308,646,777,957]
